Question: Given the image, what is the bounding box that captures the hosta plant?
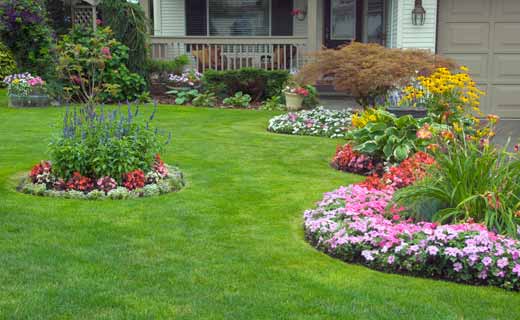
[346,108,444,163]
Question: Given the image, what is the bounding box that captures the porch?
[144,0,389,72]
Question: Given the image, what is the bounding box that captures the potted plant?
[3,73,50,108]
[283,83,309,111]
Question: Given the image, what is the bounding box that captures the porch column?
[307,0,319,53]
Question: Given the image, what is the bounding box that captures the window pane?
[367,0,384,44]
[330,0,356,40]
[209,0,270,36]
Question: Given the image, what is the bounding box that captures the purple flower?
[513,264,520,276]
[497,257,509,269]
[453,262,463,272]
[427,246,439,256]
[387,255,395,264]
[482,256,493,267]
[361,250,375,261]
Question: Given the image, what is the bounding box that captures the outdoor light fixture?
[412,0,426,26]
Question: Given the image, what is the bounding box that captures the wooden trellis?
[72,4,97,29]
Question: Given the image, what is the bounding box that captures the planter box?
[285,92,304,111]
[8,94,51,108]
[387,107,427,119]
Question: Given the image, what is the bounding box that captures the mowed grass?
[0,89,519,319]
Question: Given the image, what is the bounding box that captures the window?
[209,0,269,36]
[186,0,293,36]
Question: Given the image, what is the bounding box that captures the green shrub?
[0,0,56,80]
[49,104,168,182]
[261,95,285,111]
[302,84,319,109]
[57,26,147,104]
[223,92,251,108]
[202,68,289,101]
[146,56,190,75]
[0,42,17,86]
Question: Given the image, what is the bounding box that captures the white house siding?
[387,0,437,51]
[157,0,185,36]
[293,0,308,36]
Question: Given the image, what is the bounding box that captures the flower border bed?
[267,107,353,138]
[304,184,520,290]
[17,163,185,200]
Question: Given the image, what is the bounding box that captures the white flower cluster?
[267,107,354,138]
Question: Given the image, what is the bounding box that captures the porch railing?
[150,36,308,72]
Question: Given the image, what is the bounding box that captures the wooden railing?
[150,36,308,72]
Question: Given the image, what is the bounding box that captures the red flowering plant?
[123,169,145,190]
[29,161,53,185]
[358,152,435,191]
[66,172,94,192]
[331,144,384,175]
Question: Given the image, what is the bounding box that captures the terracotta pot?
[285,92,304,111]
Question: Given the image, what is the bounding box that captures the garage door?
[438,0,520,118]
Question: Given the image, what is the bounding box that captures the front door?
[324,0,363,48]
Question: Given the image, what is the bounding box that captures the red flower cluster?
[123,169,145,190]
[331,144,383,175]
[153,154,169,178]
[66,172,94,192]
[29,161,52,183]
[359,152,435,190]
[294,87,309,97]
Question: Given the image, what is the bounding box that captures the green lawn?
[0,89,519,319]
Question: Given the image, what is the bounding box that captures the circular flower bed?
[18,156,185,200]
[268,107,353,138]
[304,181,520,291]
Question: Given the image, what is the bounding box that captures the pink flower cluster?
[27,76,44,86]
[304,185,520,290]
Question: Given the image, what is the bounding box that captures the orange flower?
[487,114,500,124]
[416,124,432,140]
[440,131,454,140]
[426,144,439,152]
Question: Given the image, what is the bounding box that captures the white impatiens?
[267,107,354,138]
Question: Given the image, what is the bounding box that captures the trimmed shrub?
[202,68,290,101]
[0,42,17,87]
[147,55,190,76]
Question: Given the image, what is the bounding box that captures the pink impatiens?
[304,185,520,290]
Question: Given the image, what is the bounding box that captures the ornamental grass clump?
[394,116,520,237]
[49,102,170,183]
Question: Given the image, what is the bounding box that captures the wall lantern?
[412,0,426,26]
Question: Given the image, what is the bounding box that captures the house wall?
[386,0,437,51]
